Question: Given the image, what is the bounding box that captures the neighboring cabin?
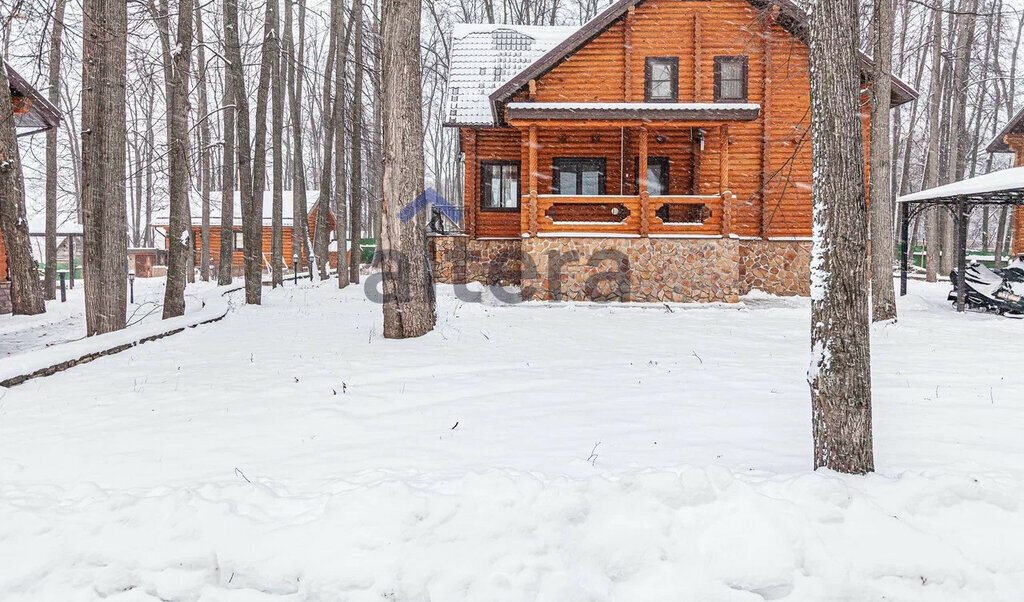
[987,106,1024,255]
[153,191,338,276]
[435,0,916,302]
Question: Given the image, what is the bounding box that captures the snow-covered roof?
[898,166,1024,205]
[445,23,578,126]
[152,190,322,227]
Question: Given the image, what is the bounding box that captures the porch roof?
[505,102,761,123]
[897,166,1024,206]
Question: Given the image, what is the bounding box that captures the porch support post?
[528,124,538,238]
[638,125,650,237]
[899,201,910,297]
[720,124,732,237]
[956,200,969,313]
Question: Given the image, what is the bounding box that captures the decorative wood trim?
[528,79,537,100]
[639,126,650,237]
[528,125,539,237]
[720,124,731,237]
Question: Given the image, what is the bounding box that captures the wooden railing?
[522,192,733,237]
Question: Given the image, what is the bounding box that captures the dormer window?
[644,57,678,102]
[714,56,748,103]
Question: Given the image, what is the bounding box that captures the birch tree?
[808,0,873,474]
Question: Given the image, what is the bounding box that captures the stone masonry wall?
[430,235,812,303]
[521,237,744,303]
[0,282,11,314]
[429,236,522,286]
[738,241,812,297]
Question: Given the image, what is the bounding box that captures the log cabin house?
[1,61,61,314]
[153,191,338,276]
[434,0,917,302]
[986,106,1024,255]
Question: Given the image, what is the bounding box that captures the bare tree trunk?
[924,1,942,283]
[271,0,285,288]
[44,0,67,301]
[144,90,155,248]
[219,83,236,285]
[314,0,339,280]
[285,0,310,272]
[196,2,212,282]
[0,67,45,315]
[251,0,278,294]
[807,0,873,474]
[869,0,896,322]
[349,0,364,284]
[334,0,353,289]
[81,0,128,333]
[381,0,435,338]
[225,0,260,304]
[163,0,196,319]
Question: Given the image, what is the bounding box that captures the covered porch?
[507,102,759,239]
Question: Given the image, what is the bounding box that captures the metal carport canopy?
[896,166,1024,312]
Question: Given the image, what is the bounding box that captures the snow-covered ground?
[1,279,1022,600]
[0,278,205,357]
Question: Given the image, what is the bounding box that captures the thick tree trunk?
[869,0,896,323]
[285,0,310,273]
[81,0,128,333]
[225,0,260,304]
[271,0,285,288]
[381,0,435,338]
[924,2,942,283]
[218,84,236,285]
[44,0,67,301]
[163,0,195,319]
[0,68,45,315]
[349,0,364,285]
[807,0,873,474]
[196,2,212,282]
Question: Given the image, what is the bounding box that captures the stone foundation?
[521,237,744,303]
[738,240,812,297]
[428,234,812,303]
[429,236,522,286]
[0,282,11,314]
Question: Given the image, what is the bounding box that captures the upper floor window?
[645,57,678,102]
[481,161,520,210]
[714,56,748,103]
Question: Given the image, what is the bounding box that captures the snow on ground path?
[0,279,1022,600]
[0,278,205,358]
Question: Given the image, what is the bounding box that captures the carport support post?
[956,200,968,313]
[68,235,75,288]
[899,201,910,296]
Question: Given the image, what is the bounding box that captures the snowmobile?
[949,260,1024,317]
